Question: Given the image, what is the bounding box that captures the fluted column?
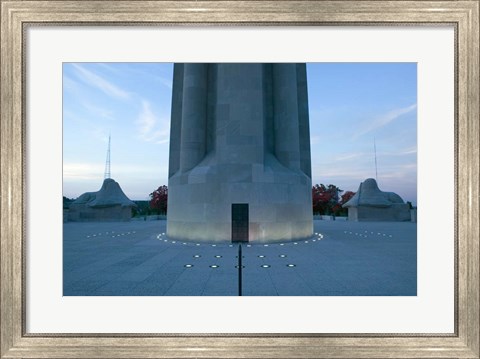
[168,64,184,177]
[179,64,208,172]
[296,64,312,178]
[273,64,301,171]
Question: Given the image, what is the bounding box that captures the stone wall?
[68,204,132,222]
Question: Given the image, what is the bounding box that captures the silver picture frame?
[1,1,479,358]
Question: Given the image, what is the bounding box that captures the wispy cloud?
[380,146,417,157]
[332,152,366,162]
[121,65,173,90]
[354,103,417,139]
[155,76,173,90]
[310,135,321,145]
[71,64,130,100]
[62,110,109,144]
[380,163,417,173]
[397,147,417,156]
[63,163,104,181]
[79,100,115,121]
[312,167,374,181]
[63,75,81,94]
[135,100,170,144]
[64,162,166,182]
[96,63,122,74]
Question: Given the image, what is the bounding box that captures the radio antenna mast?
[104,134,111,179]
[374,137,378,182]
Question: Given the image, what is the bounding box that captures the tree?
[340,191,355,205]
[131,201,150,217]
[312,185,356,216]
[149,185,168,215]
[63,196,75,209]
[312,184,342,215]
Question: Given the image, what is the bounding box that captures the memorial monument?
[343,178,411,221]
[68,178,136,222]
[167,63,313,242]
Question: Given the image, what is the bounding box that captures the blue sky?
[63,63,417,204]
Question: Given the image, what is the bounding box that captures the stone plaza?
[63,63,416,297]
[63,219,416,296]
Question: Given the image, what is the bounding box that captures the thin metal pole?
[374,137,378,181]
[238,244,242,296]
[104,134,111,179]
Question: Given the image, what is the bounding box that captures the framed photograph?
[1,1,479,358]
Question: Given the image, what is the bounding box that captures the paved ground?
[63,220,416,296]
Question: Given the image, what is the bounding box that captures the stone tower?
[167,64,313,242]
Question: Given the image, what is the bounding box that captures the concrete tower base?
[167,64,313,242]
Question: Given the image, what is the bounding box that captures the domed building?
[67,178,136,222]
[343,178,411,222]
